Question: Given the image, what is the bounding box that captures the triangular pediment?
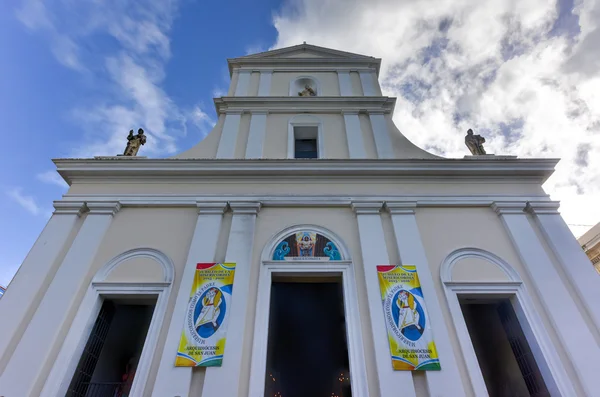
[235,43,376,60]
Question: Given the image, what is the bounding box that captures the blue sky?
[0,0,282,286]
[1,0,600,286]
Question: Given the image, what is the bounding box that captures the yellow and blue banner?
[176,263,236,367]
[377,265,441,371]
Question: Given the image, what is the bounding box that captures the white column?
[369,112,395,159]
[338,70,353,96]
[257,71,272,96]
[493,201,600,396]
[0,202,120,397]
[234,70,251,96]
[216,112,242,159]
[152,202,227,397]
[245,112,267,158]
[359,71,376,96]
[0,202,84,369]
[202,202,261,397]
[527,202,600,331]
[387,202,466,396]
[343,111,367,159]
[352,202,417,397]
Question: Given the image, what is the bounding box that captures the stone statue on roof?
[123,128,146,156]
[465,129,486,155]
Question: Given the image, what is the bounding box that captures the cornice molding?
[491,201,526,215]
[52,201,86,216]
[213,96,396,114]
[85,201,121,216]
[351,201,383,215]
[53,158,559,185]
[229,201,261,215]
[386,201,417,215]
[525,201,561,215]
[196,201,228,215]
[227,58,382,76]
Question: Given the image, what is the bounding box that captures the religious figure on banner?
[123,128,147,156]
[298,84,316,97]
[396,290,423,336]
[195,287,222,329]
[465,128,486,155]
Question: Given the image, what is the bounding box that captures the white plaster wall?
[262,113,349,159]
[28,208,199,396]
[415,207,586,396]
[270,72,341,96]
[67,180,547,197]
[240,207,380,397]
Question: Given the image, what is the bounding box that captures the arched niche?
[289,76,320,96]
[262,224,351,262]
[440,247,521,283]
[94,248,174,284]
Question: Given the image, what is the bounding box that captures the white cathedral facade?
[1,44,599,397]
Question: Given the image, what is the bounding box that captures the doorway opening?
[66,297,156,397]
[265,277,351,397]
[460,297,550,397]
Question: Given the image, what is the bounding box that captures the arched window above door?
[269,227,347,261]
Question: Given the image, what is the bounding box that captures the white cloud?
[271,0,600,235]
[15,0,192,157]
[7,187,40,216]
[188,104,215,138]
[37,171,68,188]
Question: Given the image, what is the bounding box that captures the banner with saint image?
[176,263,236,367]
[377,265,441,370]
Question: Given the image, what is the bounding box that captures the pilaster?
[526,201,600,331]
[369,112,394,159]
[343,111,367,158]
[386,202,466,395]
[359,71,377,96]
[338,70,353,96]
[352,201,417,397]
[202,202,260,397]
[245,111,267,158]
[492,201,600,395]
[216,111,242,159]
[234,70,251,96]
[0,201,85,372]
[0,201,121,396]
[257,70,272,96]
[152,202,228,397]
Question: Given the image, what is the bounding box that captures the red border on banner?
[196,263,217,270]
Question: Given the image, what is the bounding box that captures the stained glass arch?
[267,226,349,261]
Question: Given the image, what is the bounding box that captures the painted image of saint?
[195,287,223,334]
[296,231,317,257]
[395,290,425,341]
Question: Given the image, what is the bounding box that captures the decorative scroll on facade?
[272,230,342,260]
[377,265,441,370]
[176,263,236,367]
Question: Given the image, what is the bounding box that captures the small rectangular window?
[295,138,318,158]
[293,126,319,159]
